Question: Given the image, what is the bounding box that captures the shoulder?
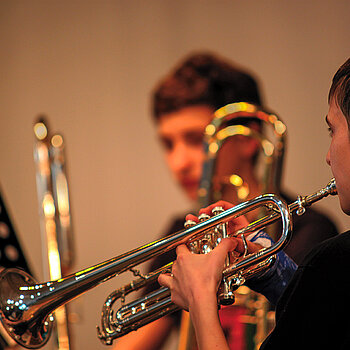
[274,232,350,317]
[301,230,350,268]
[280,192,339,263]
[294,205,338,231]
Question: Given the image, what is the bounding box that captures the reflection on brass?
[199,102,287,207]
[190,102,287,350]
[33,118,75,350]
[0,179,336,348]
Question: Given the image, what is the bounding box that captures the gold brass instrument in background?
[0,178,336,348]
[33,118,75,350]
[187,102,287,350]
[199,102,286,207]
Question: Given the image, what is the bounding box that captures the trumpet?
[0,179,337,348]
[188,102,287,350]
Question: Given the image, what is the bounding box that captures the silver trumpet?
[0,179,337,348]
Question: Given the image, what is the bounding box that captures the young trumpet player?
[159,57,350,349]
[115,52,338,350]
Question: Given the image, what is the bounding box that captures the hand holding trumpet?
[159,201,264,310]
[0,180,335,348]
[159,201,263,350]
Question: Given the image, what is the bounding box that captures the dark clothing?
[260,230,350,350]
[275,193,339,265]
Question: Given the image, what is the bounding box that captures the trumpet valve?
[186,208,229,254]
[218,291,235,306]
[211,206,224,216]
[184,220,196,229]
[185,220,201,253]
[198,213,211,222]
[218,278,236,306]
[186,215,216,254]
[200,238,212,254]
[211,206,227,238]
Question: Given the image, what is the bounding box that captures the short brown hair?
[152,52,262,121]
[329,58,350,127]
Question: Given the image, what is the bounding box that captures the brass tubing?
[0,179,337,348]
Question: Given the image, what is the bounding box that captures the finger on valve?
[186,200,249,237]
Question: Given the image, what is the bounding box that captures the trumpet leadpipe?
[0,179,337,348]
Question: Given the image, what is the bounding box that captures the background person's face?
[157,105,213,200]
[326,98,350,215]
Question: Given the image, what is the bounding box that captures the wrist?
[188,293,229,350]
[188,289,218,315]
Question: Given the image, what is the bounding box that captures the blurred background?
[1,1,350,349]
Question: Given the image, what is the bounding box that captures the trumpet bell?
[0,179,337,348]
[0,268,53,349]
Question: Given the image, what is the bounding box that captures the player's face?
[157,105,214,201]
[326,98,350,215]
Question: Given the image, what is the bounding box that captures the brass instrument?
[33,118,75,350]
[199,102,286,207]
[194,102,287,349]
[0,179,336,348]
